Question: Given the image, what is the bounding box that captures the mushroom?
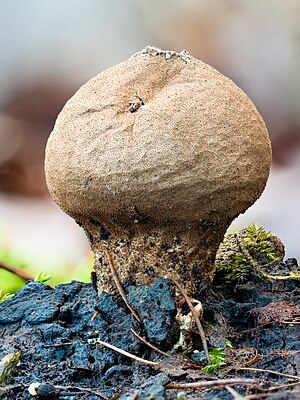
[45,47,271,297]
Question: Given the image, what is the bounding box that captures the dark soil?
[0,260,299,399]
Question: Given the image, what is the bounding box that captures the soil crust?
[0,255,299,399]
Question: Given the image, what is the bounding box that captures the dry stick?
[55,385,108,399]
[130,328,171,358]
[246,390,300,400]
[91,311,100,322]
[170,278,211,365]
[281,320,300,324]
[95,339,161,367]
[105,251,141,323]
[244,348,259,366]
[225,385,246,400]
[236,323,271,336]
[0,261,34,281]
[165,378,256,390]
[42,342,73,348]
[233,367,300,381]
[59,392,85,396]
[262,381,300,392]
[128,389,139,400]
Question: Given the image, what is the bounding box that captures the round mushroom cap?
[45,47,271,233]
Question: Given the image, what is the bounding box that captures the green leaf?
[34,272,53,284]
[0,290,14,303]
[202,347,226,374]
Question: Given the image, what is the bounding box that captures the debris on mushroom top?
[131,46,191,63]
[45,47,271,295]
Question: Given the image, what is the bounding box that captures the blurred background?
[1,0,299,293]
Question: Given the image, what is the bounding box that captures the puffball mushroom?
[45,47,271,297]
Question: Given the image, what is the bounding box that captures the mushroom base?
[83,221,228,298]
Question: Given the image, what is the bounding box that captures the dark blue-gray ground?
[0,271,299,400]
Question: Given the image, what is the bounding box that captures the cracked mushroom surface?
[45,47,272,297]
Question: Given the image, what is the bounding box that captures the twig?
[91,310,100,322]
[92,338,161,367]
[59,391,85,396]
[233,366,300,381]
[225,385,247,399]
[55,385,108,399]
[128,389,139,400]
[170,278,211,365]
[244,348,259,366]
[236,323,271,336]
[281,320,300,324]
[165,378,256,390]
[105,251,141,323]
[0,261,34,281]
[130,328,171,358]
[262,381,300,392]
[42,342,73,348]
[246,390,300,399]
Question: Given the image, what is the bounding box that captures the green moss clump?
[244,223,276,261]
[214,224,281,293]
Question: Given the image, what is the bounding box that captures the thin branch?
[262,381,300,392]
[59,391,85,396]
[246,390,300,399]
[233,366,300,381]
[170,278,211,365]
[236,323,271,336]
[42,342,73,348]
[165,378,256,390]
[280,320,300,324]
[225,385,247,399]
[0,261,34,281]
[91,310,100,322]
[128,389,139,400]
[92,338,161,367]
[55,385,108,399]
[130,328,171,358]
[244,348,259,366]
[105,251,141,323]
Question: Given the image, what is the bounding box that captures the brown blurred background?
[0,0,299,282]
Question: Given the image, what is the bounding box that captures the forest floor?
[0,230,299,400]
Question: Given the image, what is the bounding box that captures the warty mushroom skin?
[45,47,272,297]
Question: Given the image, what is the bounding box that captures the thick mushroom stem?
[82,218,231,296]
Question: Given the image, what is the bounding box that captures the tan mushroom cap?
[45,48,271,234]
[45,47,272,295]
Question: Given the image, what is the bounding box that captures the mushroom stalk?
[83,218,231,296]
